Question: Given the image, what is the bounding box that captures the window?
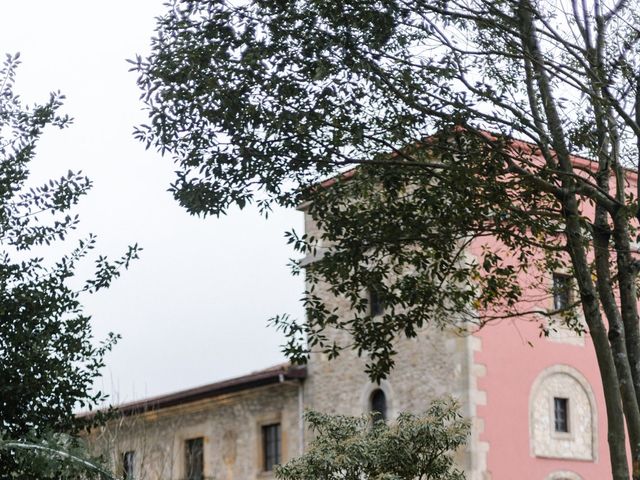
[122,451,135,480]
[553,273,571,310]
[554,397,569,433]
[185,437,204,480]
[262,423,281,471]
[370,388,387,422]
[530,366,596,460]
[369,289,384,317]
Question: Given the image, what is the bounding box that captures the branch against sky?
[135,1,640,477]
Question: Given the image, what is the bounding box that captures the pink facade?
[471,151,636,479]
[475,316,610,478]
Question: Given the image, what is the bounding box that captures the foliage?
[135,0,640,477]
[131,0,569,383]
[0,53,139,477]
[276,400,468,480]
[1,433,115,480]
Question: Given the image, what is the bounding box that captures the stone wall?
[301,281,473,474]
[90,381,302,480]
[301,208,476,473]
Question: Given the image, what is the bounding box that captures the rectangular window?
[369,288,384,317]
[262,423,281,471]
[122,451,135,480]
[554,397,569,432]
[552,273,571,310]
[185,437,204,480]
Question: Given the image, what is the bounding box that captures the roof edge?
[82,363,306,418]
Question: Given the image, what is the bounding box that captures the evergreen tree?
[0,53,139,478]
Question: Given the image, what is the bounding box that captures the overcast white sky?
[0,1,305,404]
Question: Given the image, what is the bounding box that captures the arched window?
[530,365,597,461]
[370,389,387,421]
[546,471,583,480]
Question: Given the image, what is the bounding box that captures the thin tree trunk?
[612,214,640,396]
[517,1,631,475]
[594,206,640,476]
[566,202,630,480]
[588,56,640,473]
[612,213,640,477]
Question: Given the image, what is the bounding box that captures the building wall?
[474,304,609,479]
[467,228,611,479]
[93,190,615,480]
[302,280,471,417]
[303,206,611,479]
[302,314,485,477]
[302,208,469,414]
[301,211,484,477]
[90,382,302,480]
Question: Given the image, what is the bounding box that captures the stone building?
[89,364,306,480]
[90,190,611,480]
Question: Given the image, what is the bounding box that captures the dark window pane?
[369,289,383,317]
[122,451,135,480]
[262,423,281,471]
[370,389,387,422]
[185,437,204,480]
[553,274,571,310]
[554,397,569,432]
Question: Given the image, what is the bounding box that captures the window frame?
[529,365,597,460]
[184,437,204,480]
[121,450,135,480]
[370,388,387,422]
[552,273,572,311]
[261,423,281,472]
[368,288,384,317]
[553,397,569,433]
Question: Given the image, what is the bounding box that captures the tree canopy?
[135,1,640,477]
[0,53,139,477]
[276,400,468,480]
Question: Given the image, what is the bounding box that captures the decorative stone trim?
[254,410,284,475]
[546,321,586,347]
[545,470,583,480]
[466,334,489,480]
[529,365,597,461]
[359,380,395,420]
[546,272,585,346]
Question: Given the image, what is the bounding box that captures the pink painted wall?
[474,318,610,478]
[470,145,637,479]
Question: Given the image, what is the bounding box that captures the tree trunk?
[517,1,632,475]
[566,201,630,480]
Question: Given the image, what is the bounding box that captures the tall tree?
[134,1,640,477]
[0,53,139,477]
